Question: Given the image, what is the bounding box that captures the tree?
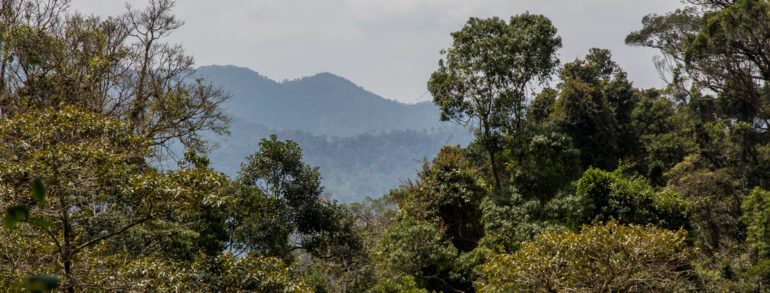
[627,1,770,187]
[506,129,580,202]
[398,146,486,253]
[630,90,697,184]
[370,146,488,292]
[573,166,691,232]
[683,0,770,124]
[744,187,770,258]
[550,49,641,170]
[0,0,229,155]
[82,253,311,292]
[371,217,482,293]
[476,221,697,292]
[667,154,743,254]
[428,14,561,190]
[233,135,361,263]
[0,106,230,291]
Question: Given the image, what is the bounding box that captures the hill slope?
[195,65,473,201]
[196,65,444,137]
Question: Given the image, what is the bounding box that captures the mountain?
[195,65,446,137]
[194,65,473,202]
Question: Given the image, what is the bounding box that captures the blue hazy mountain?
[196,65,448,137]
[195,65,472,202]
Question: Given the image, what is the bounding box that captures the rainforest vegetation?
[3,0,770,292]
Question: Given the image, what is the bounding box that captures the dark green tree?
[233,135,361,263]
[627,0,770,188]
[371,146,486,292]
[550,49,641,170]
[574,166,691,232]
[428,14,562,190]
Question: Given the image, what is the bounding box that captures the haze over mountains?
[194,65,473,202]
[197,65,448,136]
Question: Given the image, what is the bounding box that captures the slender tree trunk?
[489,148,503,192]
[62,212,75,293]
[483,123,503,191]
[58,188,75,293]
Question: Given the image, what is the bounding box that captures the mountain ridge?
[195,65,444,137]
[194,64,473,202]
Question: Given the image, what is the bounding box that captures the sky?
[70,0,685,104]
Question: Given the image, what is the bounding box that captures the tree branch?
[75,216,152,251]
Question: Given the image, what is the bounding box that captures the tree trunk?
[62,214,75,293]
[489,146,502,192]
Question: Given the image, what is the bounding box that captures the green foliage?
[527,87,558,125]
[235,134,322,259]
[368,275,429,293]
[399,146,486,252]
[479,189,574,253]
[476,221,697,292]
[740,187,770,287]
[667,154,744,253]
[550,49,642,170]
[4,205,29,229]
[429,13,562,190]
[630,92,698,182]
[743,187,770,257]
[372,217,481,293]
[1,178,60,292]
[0,0,229,154]
[684,0,770,122]
[7,1,770,291]
[429,14,561,130]
[373,146,487,292]
[574,167,691,231]
[507,129,581,202]
[20,274,59,293]
[0,106,235,290]
[83,251,310,292]
[234,134,363,268]
[206,253,312,292]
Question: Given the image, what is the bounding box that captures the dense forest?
[4,0,770,292]
[203,119,471,203]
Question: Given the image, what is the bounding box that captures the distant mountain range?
[196,65,447,137]
[194,65,473,202]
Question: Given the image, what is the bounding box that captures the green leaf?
[22,274,59,292]
[31,177,45,207]
[28,217,52,229]
[4,205,30,229]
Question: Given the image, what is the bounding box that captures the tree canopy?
[7,0,770,292]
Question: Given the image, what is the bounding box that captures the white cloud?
[70,0,684,103]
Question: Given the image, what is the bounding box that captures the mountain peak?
[196,65,277,86]
[283,71,357,88]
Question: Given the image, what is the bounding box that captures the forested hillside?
[207,116,471,202]
[4,0,770,292]
[191,65,472,202]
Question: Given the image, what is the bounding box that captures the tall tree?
[428,14,561,191]
[0,107,230,291]
[233,135,361,263]
[0,0,229,155]
[550,49,641,170]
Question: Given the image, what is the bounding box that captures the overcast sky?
[70,0,684,104]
